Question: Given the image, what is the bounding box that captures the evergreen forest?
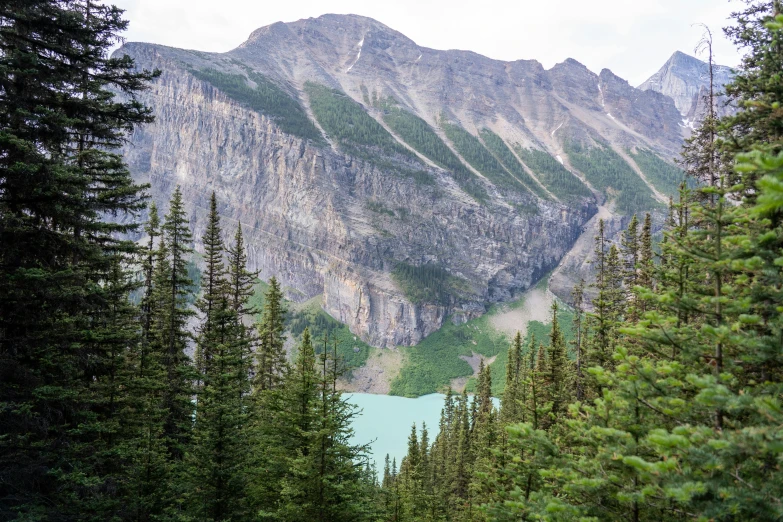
[2,1,783,521]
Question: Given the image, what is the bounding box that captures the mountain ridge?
[116,13,713,349]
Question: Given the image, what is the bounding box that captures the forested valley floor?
[2,1,783,521]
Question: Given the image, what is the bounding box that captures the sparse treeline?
[381,2,783,520]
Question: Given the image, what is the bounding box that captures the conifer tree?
[622,214,640,288]
[226,224,257,410]
[194,192,228,381]
[399,423,422,519]
[723,0,783,194]
[227,224,258,317]
[182,192,253,521]
[453,389,472,505]
[523,335,541,430]
[637,213,654,292]
[571,280,586,401]
[254,276,288,391]
[153,186,196,460]
[469,363,500,520]
[121,207,171,520]
[302,343,375,521]
[0,1,157,516]
[272,328,322,521]
[544,301,571,428]
[499,332,524,425]
[585,222,623,393]
[141,203,161,349]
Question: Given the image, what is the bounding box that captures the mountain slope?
[117,14,691,348]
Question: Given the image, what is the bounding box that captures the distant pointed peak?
[561,57,589,69]
[599,68,623,81]
[668,50,705,65]
[549,57,595,75]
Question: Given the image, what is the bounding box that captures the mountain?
[116,14,691,348]
[639,50,734,128]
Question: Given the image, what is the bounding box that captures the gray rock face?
[638,51,734,126]
[117,14,690,348]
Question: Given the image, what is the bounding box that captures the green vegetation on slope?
[564,140,659,213]
[305,83,412,160]
[305,83,434,185]
[249,282,371,372]
[628,147,686,196]
[513,146,593,201]
[382,106,488,202]
[190,68,325,144]
[391,262,470,306]
[442,122,527,195]
[484,306,575,397]
[390,312,508,397]
[479,129,550,199]
[288,299,373,372]
[365,200,396,217]
[390,288,575,398]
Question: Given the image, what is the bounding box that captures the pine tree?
[469,363,500,520]
[499,332,524,425]
[247,278,291,516]
[723,0,783,195]
[181,192,253,521]
[121,206,171,521]
[153,186,196,461]
[84,255,143,517]
[571,280,586,401]
[300,344,375,521]
[584,222,624,394]
[637,213,654,292]
[453,389,472,505]
[194,192,228,382]
[254,276,288,392]
[399,423,422,519]
[141,202,161,350]
[622,214,640,288]
[544,301,571,428]
[227,224,258,317]
[0,1,156,516]
[225,224,257,413]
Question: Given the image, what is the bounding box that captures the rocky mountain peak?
[639,50,734,121]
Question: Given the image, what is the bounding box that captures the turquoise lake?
[345,393,500,473]
[345,393,446,473]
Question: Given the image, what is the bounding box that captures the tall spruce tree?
[0,1,157,517]
[194,192,228,381]
[182,192,252,521]
[153,186,196,460]
[571,280,586,401]
[254,276,288,392]
[543,301,571,428]
[226,223,258,409]
[500,332,524,425]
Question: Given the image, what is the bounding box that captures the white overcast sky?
[109,0,743,86]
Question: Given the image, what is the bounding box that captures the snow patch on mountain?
[346,36,365,73]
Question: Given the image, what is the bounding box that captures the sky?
[108,0,743,86]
